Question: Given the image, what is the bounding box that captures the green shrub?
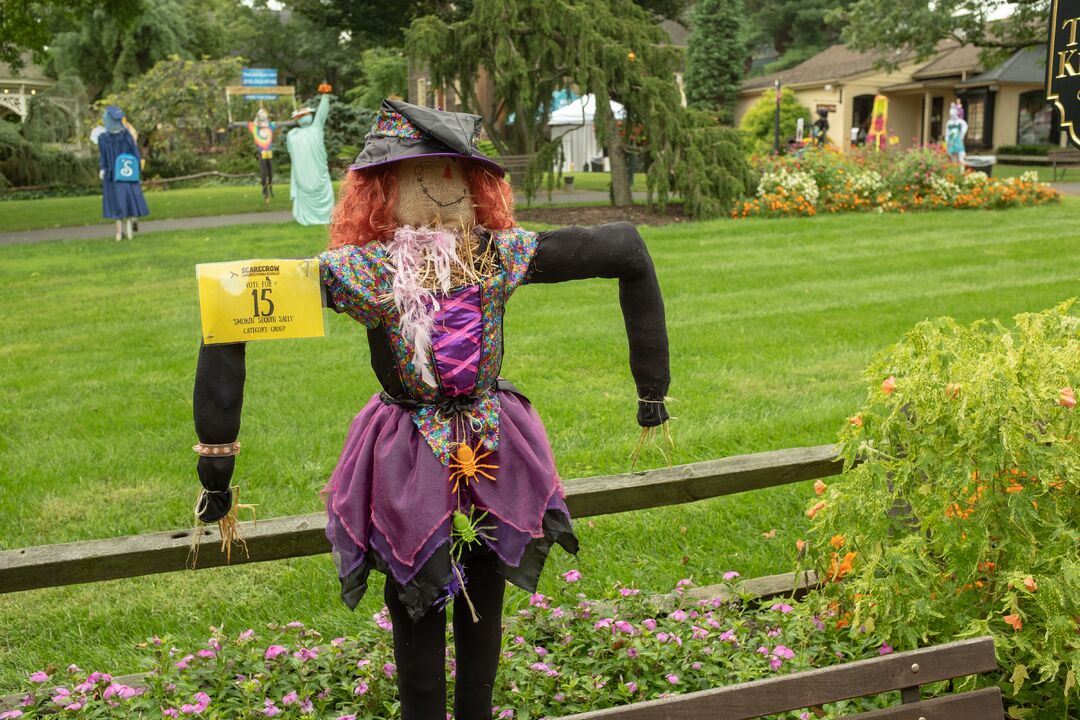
[802,302,1080,716]
[995,145,1054,157]
[0,123,97,189]
[738,87,812,157]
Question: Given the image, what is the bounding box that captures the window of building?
[958,91,995,148]
[930,96,944,142]
[1017,90,1057,145]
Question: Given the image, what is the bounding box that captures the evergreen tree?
[407,0,684,207]
[684,0,746,122]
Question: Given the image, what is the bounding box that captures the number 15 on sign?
[196,258,325,345]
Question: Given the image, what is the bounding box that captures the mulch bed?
[516,203,689,226]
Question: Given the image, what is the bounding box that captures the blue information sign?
[242,68,279,100]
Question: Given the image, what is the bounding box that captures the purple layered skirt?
[324,390,578,620]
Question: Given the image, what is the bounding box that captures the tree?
[834,0,1048,68]
[0,0,140,71]
[49,0,217,99]
[745,0,853,71]
[286,0,456,48]
[346,49,408,111]
[98,56,244,162]
[406,0,685,207]
[648,109,756,218]
[684,0,747,122]
[738,86,812,156]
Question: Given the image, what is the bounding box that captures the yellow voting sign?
[197,258,324,344]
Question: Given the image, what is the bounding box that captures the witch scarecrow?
[193,99,670,719]
[97,105,149,241]
[284,84,336,225]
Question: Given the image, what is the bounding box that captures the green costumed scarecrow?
[285,84,335,226]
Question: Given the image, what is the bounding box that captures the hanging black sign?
[1048,0,1080,148]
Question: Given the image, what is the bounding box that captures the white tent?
[547,95,625,174]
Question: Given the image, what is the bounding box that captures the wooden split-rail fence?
[0,444,1005,718]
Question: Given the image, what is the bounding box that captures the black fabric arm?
[527,222,670,427]
[192,342,246,522]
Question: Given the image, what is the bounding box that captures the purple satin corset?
[429,285,482,396]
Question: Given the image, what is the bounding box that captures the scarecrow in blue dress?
[97,106,149,241]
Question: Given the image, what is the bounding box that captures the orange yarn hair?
[328,160,516,249]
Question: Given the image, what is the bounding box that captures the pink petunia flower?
[561,569,582,583]
[770,603,794,614]
[28,672,49,683]
[625,681,638,693]
[722,571,740,581]
[285,621,305,629]
[642,618,657,631]
[879,643,894,655]
[331,637,346,647]
[281,692,299,706]
[619,588,640,596]
[665,674,679,684]
[264,645,287,660]
[292,647,318,662]
[383,662,396,678]
[627,647,639,658]
[238,629,255,642]
[671,609,687,621]
[354,682,369,696]
[774,645,795,659]
[534,646,548,656]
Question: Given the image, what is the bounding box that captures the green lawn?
[0,183,305,232]
[2,201,1079,686]
[0,174,646,233]
[991,163,1056,183]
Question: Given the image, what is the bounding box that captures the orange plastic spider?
[448,440,498,492]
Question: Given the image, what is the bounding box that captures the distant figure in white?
[945,101,968,165]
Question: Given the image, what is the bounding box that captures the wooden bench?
[1049,147,1080,180]
[557,636,1003,720]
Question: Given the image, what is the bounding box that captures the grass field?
[0,174,649,233]
[2,201,1079,687]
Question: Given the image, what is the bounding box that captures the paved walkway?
[0,190,647,246]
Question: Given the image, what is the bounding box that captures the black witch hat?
[349,99,504,176]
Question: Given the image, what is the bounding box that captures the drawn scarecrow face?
[393,157,475,230]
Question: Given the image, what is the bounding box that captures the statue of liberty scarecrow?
[285,84,336,225]
[193,99,670,719]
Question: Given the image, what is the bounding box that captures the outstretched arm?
[193,342,246,522]
[313,93,331,130]
[527,222,670,427]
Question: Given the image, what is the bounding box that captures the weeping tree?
[407,0,679,206]
[407,0,754,217]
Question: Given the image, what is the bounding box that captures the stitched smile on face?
[416,173,467,207]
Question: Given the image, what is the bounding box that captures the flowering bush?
[731,145,1059,218]
[801,301,1080,716]
[4,575,899,719]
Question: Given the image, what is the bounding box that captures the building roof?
[0,54,53,84]
[911,43,983,79]
[960,45,1045,86]
[742,44,907,92]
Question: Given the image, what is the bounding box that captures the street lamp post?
[774,79,781,155]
